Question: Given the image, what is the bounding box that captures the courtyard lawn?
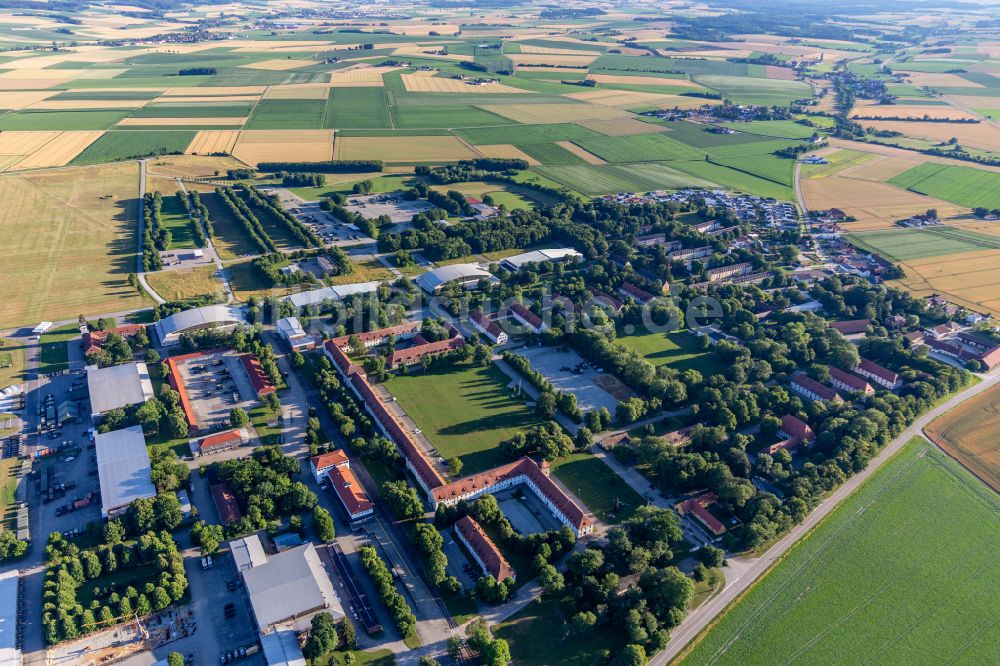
[679,438,1000,665]
[616,328,725,376]
[384,362,543,474]
[550,452,645,524]
[39,324,79,375]
[493,595,620,666]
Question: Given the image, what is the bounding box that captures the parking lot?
[159,248,213,271]
[173,351,259,431]
[343,192,439,225]
[496,487,563,535]
[516,345,620,413]
[441,528,480,589]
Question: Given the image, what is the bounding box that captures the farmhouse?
[153,304,246,347]
[499,248,581,272]
[509,303,546,333]
[322,341,594,536]
[470,310,508,344]
[95,425,156,519]
[81,324,146,356]
[854,357,901,389]
[86,362,154,423]
[415,263,497,293]
[276,317,315,352]
[454,515,514,582]
[827,365,875,395]
[790,373,844,404]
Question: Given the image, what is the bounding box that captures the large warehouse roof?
[154,304,245,343]
[0,569,19,666]
[283,281,382,309]
[87,362,154,416]
[499,248,581,271]
[415,263,496,293]
[95,425,156,517]
[243,542,343,631]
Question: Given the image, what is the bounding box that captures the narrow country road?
[134,158,166,305]
[652,368,1000,665]
[175,177,235,304]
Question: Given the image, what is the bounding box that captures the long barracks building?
[323,333,594,536]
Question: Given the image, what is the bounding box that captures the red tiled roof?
[199,429,244,455]
[591,290,623,312]
[676,492,725,536]
[240,354,276,397]
[510,303,543,330]
[311,450,349,472]
[455,515,514,582]
[166,350,211,431]
[471,310,504,340]
[791,373,842,402]
[327,464,373,518]
[330,322,421,350]
[82,324,146,355]
[388,335,464,367]
[779,414,814,442]
[857,357,899,385]
[210,483,242,525]
[828,365,873,393]
[767,437,801,455]
[324,340,362,377]
[829,319,870,335]
[619,282,654,303]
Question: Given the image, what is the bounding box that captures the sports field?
[615,328,726,376]
[679,438,1000,665]
[0,162,145,329]
[385,361,543,474]
[927,382,1000,492]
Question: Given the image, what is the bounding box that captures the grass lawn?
[679,438,1000,665]
[615,328,725,376]
[384,362,543,474]
[0,338,26,387]
[146,266,223,301]
[39,324,79,375]
[550,453,645,524]
[226,260,294,303]
[249,403,282,446]
[201,191,261,261]
[1,457,18,531]
[493,595,620,666]
[315,649,394,666]
[157,191,196,249]
[330,258,394,286]
[287,174,413,200]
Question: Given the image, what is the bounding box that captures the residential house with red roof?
[82,324,146,356]
[676,491,726,536]
[310,449,350,484]
[768,414,815,455]
[827,365,874,396]
[829,319,870,336]
[853,357,901,390]
[470,310,508,345]
[618,281,655,304]
[509,303,546,333]
[454,516,514,582]
[790,373,844,404]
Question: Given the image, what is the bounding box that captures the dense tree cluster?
[241,185,322,248]
[359,545,417,638]
[216,186,275,254]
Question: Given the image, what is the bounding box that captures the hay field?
[159,95,260,103]
[27,99,149,110]
[576,117,666,136]
[555,141,606,164]
[508,54,598,67]
[231,129,334,165]
[849,105,978,120]
[186,130,240,155]
[12,131,104,168]
[863,119,1000,152]
[0,90,57,109]
[0,162,144,328]
[479,102,630,123]
[518,44,598,56]
[798,149,876,179]
[163,86,267,96]
[335,135,477,162]
[586,74,704,88]
[117,117,247,127]
[263,84,328,99]
[832,154,918,181]
[145,266,222,300]
[564,89,694,108]
[241,59,312,71]
[329,69,388,87]
[927,377,1000,492]
[893,249,1000,315]
[399,74,527,94]
[907,72,985,87]
[474,144,540,165]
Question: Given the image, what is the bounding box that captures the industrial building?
[414,263,497,293]
[86,361,154,422]
[95,425,156,518]
[153,304,246,347]
[498,248,581,272]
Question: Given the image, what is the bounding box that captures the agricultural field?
[72,130,196,165]
[679,439,1000,665]
[889,163,1000,209]
[927,382,1000,493]
[534,162,716,196]
[844,226,1000,262]
[384,361,544,474]
[0,162,145,329]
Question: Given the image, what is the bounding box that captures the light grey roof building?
[86,362,154,421]
[415,263,497,293]
[153,304,246,347]
[499,248,581,272]
[95,425,156,518]
[242,541,344,633]
[230,534,268,572]
[283,281,382,310]
[260,630,306,666]
[0,569,19,666]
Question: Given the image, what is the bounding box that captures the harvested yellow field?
[907,72,984,88]
[518,44,599,56]
[146,154,245,179]
[389,45,471,62]
[586,74,704,88]
[862,120,1000,152]
[893,249,1000,316]
[835,154,917,181]
[849,104,977,120]
[163,86,267,96]
[0,90,57,109]
[186,130,240,155]
[473,144,540,166]
[0,131,60,155]
[146,266,223,301]
[329,69,388,87]
[399,74,527,94]
[232,130,334,165]
[556,141,606,164]
[565,88,704,109]
[0,68,92,80]
[117,117,246,126]
[0,79,69,90]
[264,85,328,99]
[28,99,149,110]
[578,117,667,136]
[241,59,313,71]
[479,102,630,123]
[508,54,598,67]
[152,95,260,103]
[381,23,459,36]
[12,131,103,169]
[336,135,476,163]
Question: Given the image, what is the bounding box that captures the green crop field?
[456,122,604,146]
[616,328,726,376]
[667,159,794,201]
[72,130,197,165]
[384,361,543,474]
[534,162,716,196]
[0,110,130,131]
[573,132,704,163]
[390,104,515,129]
[680,438,1000,665]
[889,163,1000,209]
[325,88,393,129]
[845,226,1000,261]
[720,120,819,139]
[660,121,778,148]
[694,75,813,106]
[550,453,645,524]
[705,140,800,185]
[128,103,255,118]
[516,142,589,165]
[245,98,326,129]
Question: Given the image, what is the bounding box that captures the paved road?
[651,368,1000,665]
[134,159,166,305]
